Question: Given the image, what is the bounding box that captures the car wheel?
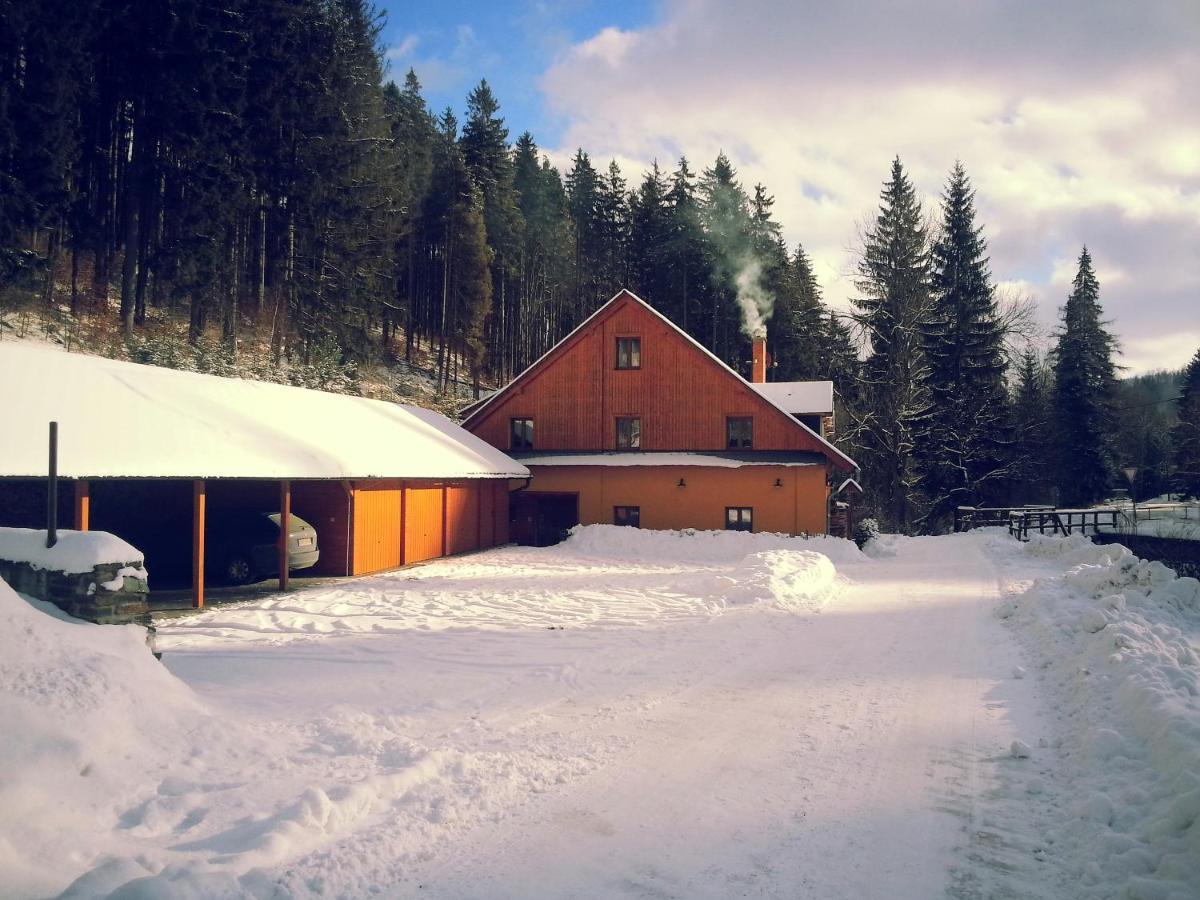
[223,554,256,586]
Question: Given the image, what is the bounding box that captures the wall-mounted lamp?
[677,478,687,488]
[773,478,783,488]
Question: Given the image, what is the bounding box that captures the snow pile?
[561,523,867,566]
[0,576,199,897]
[709,549,837,611]
[996,534,1200,898]
[0,527,144,573]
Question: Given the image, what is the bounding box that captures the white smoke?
[734,256,773,340]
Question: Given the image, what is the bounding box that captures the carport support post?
[279,480,291,591]
[192,479,205,609]
[74,479,89,531]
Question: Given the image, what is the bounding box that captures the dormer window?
[615,337,641,370]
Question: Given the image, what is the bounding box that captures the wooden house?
[463,290,858,544]
[0,343,527,606]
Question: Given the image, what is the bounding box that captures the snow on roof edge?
[0,342,529,481]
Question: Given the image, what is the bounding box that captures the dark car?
[213,511,320,585]
[133,510,320,586]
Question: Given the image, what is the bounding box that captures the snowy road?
[408,534,1039,899]
[23,526,1182,899]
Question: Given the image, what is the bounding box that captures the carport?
[0,343,528,607]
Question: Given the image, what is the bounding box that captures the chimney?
[751,338,769,383]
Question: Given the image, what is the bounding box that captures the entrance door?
[511,492,580,547]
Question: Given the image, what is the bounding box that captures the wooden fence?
[1006,507,1121,541]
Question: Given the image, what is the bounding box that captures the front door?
[510,492,580,547]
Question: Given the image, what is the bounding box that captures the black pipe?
[46,421,57,548]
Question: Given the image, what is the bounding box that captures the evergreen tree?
[596,160,630,293]
[698,152,751,360]
[1173,348,1200,498]
[770,244,826,381]
[918,163,1011,527]
[1010,349,1052,504]
[1051,247,1119,506]
[628,162,672,318]
[849,157,932,532]
[662,156,709,332]
[564,149,601,317]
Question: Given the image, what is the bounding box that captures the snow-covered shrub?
[852,517,880,549]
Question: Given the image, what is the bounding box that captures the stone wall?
[0,557,149,624]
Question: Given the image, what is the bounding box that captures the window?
[727,416,753,449]
[510,417,534,450]
[615,336,641,369]
[616,416,641,450]
[726,507,753,532]
[614,506,641,527]
[796,414,822,435]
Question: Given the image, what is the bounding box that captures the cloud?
[539,0,1200,374]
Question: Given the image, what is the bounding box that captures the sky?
[378,0,1200,375]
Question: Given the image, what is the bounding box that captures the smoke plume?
[733,256,772,340]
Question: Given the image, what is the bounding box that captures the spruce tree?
[918,163,1011,526]
[769,245,827,381]
[1173,347,1200,498]
[628,162,672,317]
[1011,349,1052,504]
[850,157,932,532]
[1051,248,1119,506]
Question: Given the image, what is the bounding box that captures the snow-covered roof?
[463,290,858,473]
[0,342,529,480]
[512,451,823,468]
[834,478,863,496]
[750,381,834,415]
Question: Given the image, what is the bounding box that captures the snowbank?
[995,534,1200,898]
[0,576,199,897]
[710,549,838,611]
[0,527,144,574]
[561,523,867,566]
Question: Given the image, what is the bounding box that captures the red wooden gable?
[464,290,855,470]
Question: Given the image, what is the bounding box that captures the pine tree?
[1173,347,1200,498]
[628,162,672,317]
[849,157,932,532]
[918,163,1011,527]
[698,152,751,360]
[770,244,827,381]
[1011,349,1052,504]
[1051,247,1119,506]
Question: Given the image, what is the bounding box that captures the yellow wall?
[525,464,830,535]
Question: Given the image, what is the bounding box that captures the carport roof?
[0,342,529,480]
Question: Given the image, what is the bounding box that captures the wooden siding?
[445,483,481,556]
[523,464,830,536]
[293,481,353,576]
[468,292,837,458]
[403,484,445,564]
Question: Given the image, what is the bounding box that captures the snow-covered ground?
[1,526,1197,899]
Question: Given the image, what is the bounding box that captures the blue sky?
[376,1,654,145]
[373,1,1199,375]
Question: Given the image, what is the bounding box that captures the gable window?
[615,336,641,370]
[614,506,641,527]
[616,416,641,450]
[727,416,753,449]
[510,417,534,450]
[725,507,753,532]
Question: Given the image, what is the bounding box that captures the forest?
[2,0,1198,530]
